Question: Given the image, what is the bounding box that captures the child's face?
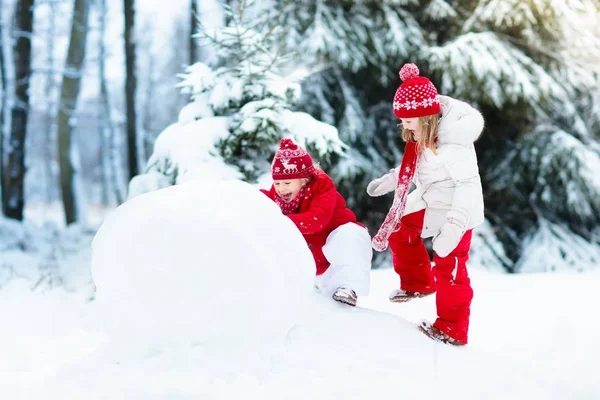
[400,118,422,137]
[274,178,306,202]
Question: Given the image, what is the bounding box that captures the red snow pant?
[388,209,474,344]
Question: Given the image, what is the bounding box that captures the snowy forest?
[1,0,600,276]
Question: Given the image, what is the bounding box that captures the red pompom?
[279,138,296,149]
[399,63,419,82]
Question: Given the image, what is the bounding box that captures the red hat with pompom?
[392,63,440,119]
[271,138,316,180]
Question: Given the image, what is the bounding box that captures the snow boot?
[418,320,466,346]
[388,289,435,303]
[332,287,357,306]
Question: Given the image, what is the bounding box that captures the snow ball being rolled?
[91,179,315,346]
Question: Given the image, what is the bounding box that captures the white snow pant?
[314,223,372,297]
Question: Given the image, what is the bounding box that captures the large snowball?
[91,180,315,347]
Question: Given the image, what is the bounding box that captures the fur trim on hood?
[437,95,484,147]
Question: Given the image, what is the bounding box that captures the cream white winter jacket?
[368,95,485,239]
[405,95,484,238]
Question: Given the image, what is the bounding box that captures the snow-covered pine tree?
[129,0,344,198]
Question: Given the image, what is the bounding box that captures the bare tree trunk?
[43,1,57,209]
[5,0,34,221]
[0,4,6,213]
[124,0,139,180]
[190,0,197,65]
[97,0,124,205]
[57,0,90,225]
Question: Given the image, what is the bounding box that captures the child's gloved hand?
[366,168,398,197]
[432,210,468,257]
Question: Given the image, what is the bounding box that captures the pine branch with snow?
[485,125,600,269]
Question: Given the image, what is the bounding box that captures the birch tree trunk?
[5,0,34,220]
[57,0,90,225]
[124,0,139,180]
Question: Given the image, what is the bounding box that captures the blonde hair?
[401,113,441,154]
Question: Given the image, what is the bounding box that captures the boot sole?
[332,294,357,307]
[389,291,435,303]
[418,322,466,346]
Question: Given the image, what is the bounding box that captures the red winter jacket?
[261,170,359,275]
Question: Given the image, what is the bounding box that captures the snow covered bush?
[92,179,315,347]
[516,219,600,273]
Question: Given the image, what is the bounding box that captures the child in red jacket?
[261,138,372,306]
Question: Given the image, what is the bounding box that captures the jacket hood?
[437,95,484,147]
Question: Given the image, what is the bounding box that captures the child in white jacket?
[367,63,484,346]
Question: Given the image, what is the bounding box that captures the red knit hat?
[392,63,440,119]
[271,138,316,180]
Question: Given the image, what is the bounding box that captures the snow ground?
[1,268,597,400]
[0,180,598,400]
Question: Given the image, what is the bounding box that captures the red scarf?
[275,185,311,215]
[372,140,420,251]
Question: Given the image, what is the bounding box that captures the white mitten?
[366,168,398,197]
[432,210,469,257]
